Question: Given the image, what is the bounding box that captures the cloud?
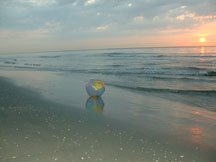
[2,0,216,32]
[17,0,57,6]
[153,16,159,21]
[128,3,132,7]
[176,12,216,21]
[0,28,50,40]
[180,6,187,9]
[24,28,50,38]
[176,15,185,20]
[133,16,144,22]
[1,0,216,53]
[176,13,195,20]
[85,0,96,6]
[44,20,61,32]
[96,25,109,30]
[193,15,216,21]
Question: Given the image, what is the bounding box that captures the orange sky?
[0,20,215,54]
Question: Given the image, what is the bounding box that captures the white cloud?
[134,16,144,22]
[26,29,50,37]
[186,13,195,18]
[85,0,96,5]
[17,0,56,6]
[153,16,159,21]
[72,1,77,6]
[176,12,201,21]
[176,15,185,20]
[96,25,109,30]
[192,15,216,21]
[128,3,132,7]
[176,11,216,21]
[180,6,187,9]
[44,21,61,32]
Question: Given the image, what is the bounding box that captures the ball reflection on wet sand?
[85,96,104,113]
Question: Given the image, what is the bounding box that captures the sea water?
[1,47,216,109]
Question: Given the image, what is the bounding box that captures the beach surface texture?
[0,47,216,162]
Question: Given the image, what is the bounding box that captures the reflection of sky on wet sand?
[170,105,216,144]
[120,89,216,150]
[189,127,203,144]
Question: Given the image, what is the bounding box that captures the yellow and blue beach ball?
[85,79,105,97]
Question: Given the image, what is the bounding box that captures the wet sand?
[0,72,216,162]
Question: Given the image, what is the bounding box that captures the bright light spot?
[81,156,84,160]
[128,3,132,7]
[97,12,100,16]
[87,0,95,4]
[194,111,200,114]
[200,37,206,43]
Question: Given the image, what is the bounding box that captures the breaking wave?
[106,83,216,96]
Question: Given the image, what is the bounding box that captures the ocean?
[0,46,216,162]
[0,46,216,110]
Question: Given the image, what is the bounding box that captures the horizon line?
[1,45,216,55]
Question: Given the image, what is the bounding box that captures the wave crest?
[107,83,216,96]
[206,71,216,76]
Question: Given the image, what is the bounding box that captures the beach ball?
[86,96,104,113]
[85,79,105,97]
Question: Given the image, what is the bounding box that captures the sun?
[200,37,206,43]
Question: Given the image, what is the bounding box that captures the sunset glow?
[200,37,206,43]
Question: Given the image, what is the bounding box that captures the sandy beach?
[0,69,216,162]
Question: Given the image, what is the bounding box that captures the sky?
[0,0,216,54]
